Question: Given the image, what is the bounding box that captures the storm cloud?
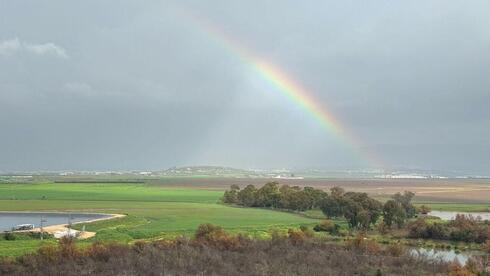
[1,1,489,173]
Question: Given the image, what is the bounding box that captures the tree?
[278,185,310,211]
[303,187,327,209]
[393,191,416,218]
[330,186,345,199]
[383,200,406,228]
[342,198,363,228]
[288,189,310,211]
[222,185,240,204]
[237,185,257,207]
[343,192,382,228]
[319,195,343,218]
[255,182,280,208]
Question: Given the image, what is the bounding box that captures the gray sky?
[1,1,489,173]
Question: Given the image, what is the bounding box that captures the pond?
[0,212,112,232]
[428,210,490,221]
[410,248,482,266]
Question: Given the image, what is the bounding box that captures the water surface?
[410,248,481,265]
[428,210,490,221]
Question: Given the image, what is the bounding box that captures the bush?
[483,240,490,252]
[299,225,315,238]
[346,234,381,254]
[3,232,16,241]
[193,223,243,250]
[0,224,462,276]
[377,220,389,234]
[406,216,490,243]
[384,243,405,257]
[287,228,308,244]
[313,220,340,235]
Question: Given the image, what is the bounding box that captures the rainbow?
[179,9,382,167]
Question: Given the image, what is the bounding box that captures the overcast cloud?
[0,0,489,173]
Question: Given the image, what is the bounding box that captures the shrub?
[0,225,457,276]
[193,223,243,250]
[313,220,340,235]
[287,228,307,244]
[448,263,476,276]
[483,240,490,252]
[346,234,381,254]
[3,232,16,241]
[384,243,405,257]
[58,237,79,259]
[377,220,389,234]
[299,225,315,238]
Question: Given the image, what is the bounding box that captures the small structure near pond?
[13,224,34,231]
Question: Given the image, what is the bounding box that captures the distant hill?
[157,166,257,177]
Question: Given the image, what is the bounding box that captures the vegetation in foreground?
[3,224,487,276]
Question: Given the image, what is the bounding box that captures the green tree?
[330,186,345,199]
[237,184,257,207]
[222,185,240,204]
[278,185,310,211]
[255,182,280,207]
[393,191,416,218]
[319,195,343,218]
[342,198,363,228]
[303,187,327,209]
[344,192,382,227]
[383,200,406,228]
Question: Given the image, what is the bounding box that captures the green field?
[0,182,318,256]
[1,181,488,257]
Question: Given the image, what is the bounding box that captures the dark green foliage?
[302,187,327,209]
[319,194,344,218]
[392,191,416,218]
[319,187,346,218]
[255,182,281,207]
[237,185,257,207]
[3,232,16,241]
[383,200,406,228]
[343,192,382,229]
[224,184,393,230]
[383,191,417,228]
[222,184,240,204]
[278,185,311,211]
[224,183,328,212]
[1,232,52,241]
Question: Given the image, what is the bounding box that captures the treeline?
[407,214,490,243]
[223,183,418,229]
[223,183,326,211]
[0,224,473,276]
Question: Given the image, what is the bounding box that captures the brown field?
[146,177,490,204]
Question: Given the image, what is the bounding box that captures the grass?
[0,182,318,256]
[1,181,488,257]
[0,183,223,203]
[0,240,58,257]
